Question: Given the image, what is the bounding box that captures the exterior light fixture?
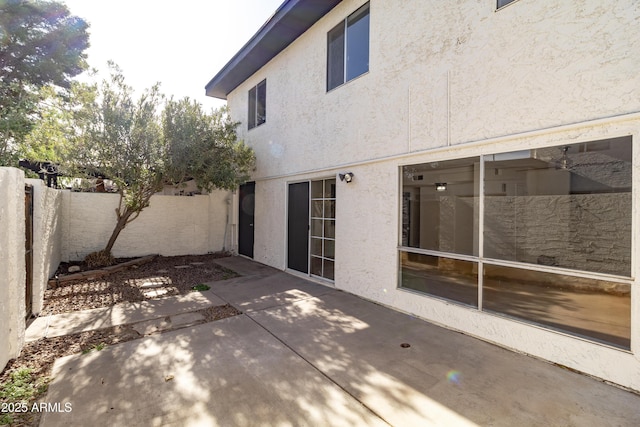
[555,146,573,170]
[339,172,354,183]
[436,183,447,192]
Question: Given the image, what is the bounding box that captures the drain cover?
[400,343,411,348]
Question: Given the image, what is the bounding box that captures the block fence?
[0,167,232,371]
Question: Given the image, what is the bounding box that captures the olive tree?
[69,66,255,265]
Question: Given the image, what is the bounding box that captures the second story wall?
[227,0,640,179]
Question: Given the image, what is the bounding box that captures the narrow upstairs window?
[248,79,266,130]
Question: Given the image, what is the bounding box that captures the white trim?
[397,246,634,284]
[478,155,486,310]
[495,0,521,12]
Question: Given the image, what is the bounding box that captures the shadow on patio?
[41,259,640,426]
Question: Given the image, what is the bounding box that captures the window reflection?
[401,157,480,256]
[400,252,478,307]
[484,137,632,276]
[483,264,631,349]
[399,136,633,347]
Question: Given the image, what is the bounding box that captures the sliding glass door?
[288,178,337,281]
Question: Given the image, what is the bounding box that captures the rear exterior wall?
[224,0,640,391]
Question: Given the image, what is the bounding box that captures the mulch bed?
[43,253,238,315]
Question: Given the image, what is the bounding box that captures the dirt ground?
[0,253,241,427]
[44,253,238,315]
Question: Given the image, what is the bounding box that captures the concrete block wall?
[484,193,632,275]
[0,168,26,372]
[61,190,232,261]
[26,179,63,315]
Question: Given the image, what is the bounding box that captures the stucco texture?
[61,191,231,261]
[229,0,640,178]
[0,168,26,370]
[26,179,63,315]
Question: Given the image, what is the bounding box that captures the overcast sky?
[62,0,283,109]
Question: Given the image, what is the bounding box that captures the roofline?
[205,0,342,100]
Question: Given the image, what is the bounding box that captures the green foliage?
[18,82,92,166]
[191,284,211,292]
[82,342,106,354]
[163,99,255,191]
[0,82,38,165]
[0,0,89,165]
[66,65,256,258]
[0,367,48,402]
[71,62,165,195]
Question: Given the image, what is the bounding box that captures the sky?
[62,0,284,110]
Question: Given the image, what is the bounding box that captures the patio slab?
[40,257,640,426]
[41,315,388,427]
[248,290,640,426]
[26,290,226,341]
[208,271,336,312]
[213,256,280,277]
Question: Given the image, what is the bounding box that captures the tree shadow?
[39,269,640,426]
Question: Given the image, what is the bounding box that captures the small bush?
[84,250,116,268]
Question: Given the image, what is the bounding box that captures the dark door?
[238,182,255,258]
[288,182,309,273]
[24,184,33,320]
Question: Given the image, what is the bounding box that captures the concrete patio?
[39,257,640,426]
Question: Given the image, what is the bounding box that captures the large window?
[248,79,266,130]
[327,3,370,91]
[399,137,633,349]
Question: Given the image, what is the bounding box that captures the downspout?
[223,193,232,252]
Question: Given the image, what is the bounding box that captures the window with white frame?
[327,3,370,91]
[248,79,266,130]
[310,179,336,280]
[400,136,633,349]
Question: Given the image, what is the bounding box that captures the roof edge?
[205,0,342,100]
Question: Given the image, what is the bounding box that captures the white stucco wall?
[228,0,640,178]
[61,190,231,261]
[0,168,26,372]
[26,179,63,315]
[223,0,640,391]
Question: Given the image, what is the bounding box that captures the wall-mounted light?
[435,183,447,192]
[339,172,354,183]
[555,146,573,170]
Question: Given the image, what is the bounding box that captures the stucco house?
[205,0,640,392]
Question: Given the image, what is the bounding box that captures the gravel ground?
[1,254,242,427]
[43,253,238,315]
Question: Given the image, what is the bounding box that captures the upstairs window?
[497,0,518,9]
[327,3,370,91]
[248,79,266,130]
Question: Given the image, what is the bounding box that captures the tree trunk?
[104,209,133,254]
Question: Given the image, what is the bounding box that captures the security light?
[339,172,354,183]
